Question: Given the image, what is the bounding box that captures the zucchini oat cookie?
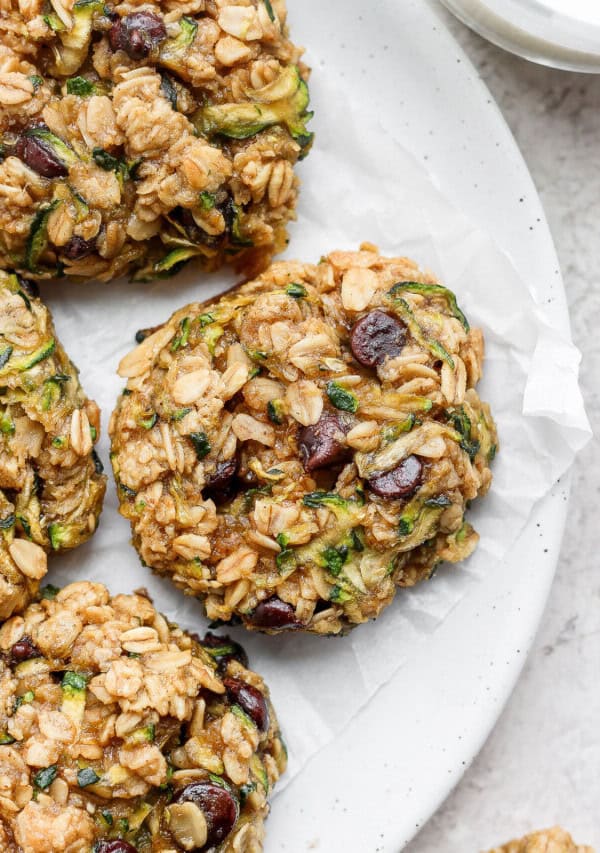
[0,270,106,619]
[110,245,498,636]
[0,581,286,852]
[0,0,312,282]
[487,826,594,853]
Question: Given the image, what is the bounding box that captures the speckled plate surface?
[267,1,571,849]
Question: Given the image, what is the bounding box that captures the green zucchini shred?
[158,17,198,71]
[62,670,88,692]
[99,810,114,828]
[0,347,12,370]
[132,247,202,282]
[448,407,480,462]
[26,128,78,168]
[0,412,14,435]
[138,413,157,430]
[388,281,470,332]
[40,583,60,599]
[159,71,178,110]
[398,503,445,547]
[51,0,104,76]
[43,13,65,31]
[201,323,224,355]
[172,407,192,422]
[0,514,15,530]
[66,76,96,96]
[48,522,80,550]
[77,767,100,787]
[199,313,215,328]
[14,690,34,709]
[92,147,128,176]
[350,527,365,552]
[387,295,455,369]
[321,545,348,577]
[326,381,358,413]
[286,282,307,299]
[189,431,210,460]
[127,724,155,744]
[171,317,191,351]
[25,200,60,272]
[41,374,69,411]
[267,399,285,425]
[17,515,32,538]
[276,548,295,574]
[329,584,352,604]
[239,780,257,807]
[34,765,58,790]
[0,339,55,376]
[231,704,256,729]
[199,191,215,211]
[303,491,349,510]
[195,67,313,152]
[424,494,452,508]
[382,413,417,442]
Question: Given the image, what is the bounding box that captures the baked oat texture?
[110,245,498,635]
[0,270,106,620]
[0,580,286,852]
[486,826,594,853]
[0,0,312,282]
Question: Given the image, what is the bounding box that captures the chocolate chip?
[366,455,423,499]
[204,457,238,504]
[350,310,407,368]
[16,276,39,299]
[109,12,167,59]
[10,636,41,665]
[14,133,67,178]
[248,597,302,631]
[174,781,239,848]
[298,414,350,472]
[93,841,137,853]
[223,677,270,732]
[62,236,95,260]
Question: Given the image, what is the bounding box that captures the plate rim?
[268,2,573,849]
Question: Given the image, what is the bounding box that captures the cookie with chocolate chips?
[0,0,312,282]
[0,581,286,852]
[110,244,497,635]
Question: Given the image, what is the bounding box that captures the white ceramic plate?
[441,0,600,73]
[268,1,571,849]
[39,1,573,850]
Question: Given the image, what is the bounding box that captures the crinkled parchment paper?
[42,75,590,789]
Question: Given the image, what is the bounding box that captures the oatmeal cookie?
[0,581,286,853]
[487,826,594,853]
[110,244,498,635]
[0,0,312,282]
[0,270,105,619]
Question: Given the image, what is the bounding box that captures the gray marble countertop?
[408,7,600,852]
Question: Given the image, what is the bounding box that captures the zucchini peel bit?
[25,200,61,272]
[194,66,314,151]
[158,16,198,72]
[131,247,204,282]
[50,0,104,76]
[388,281,470,332]
[386,293,455,368]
